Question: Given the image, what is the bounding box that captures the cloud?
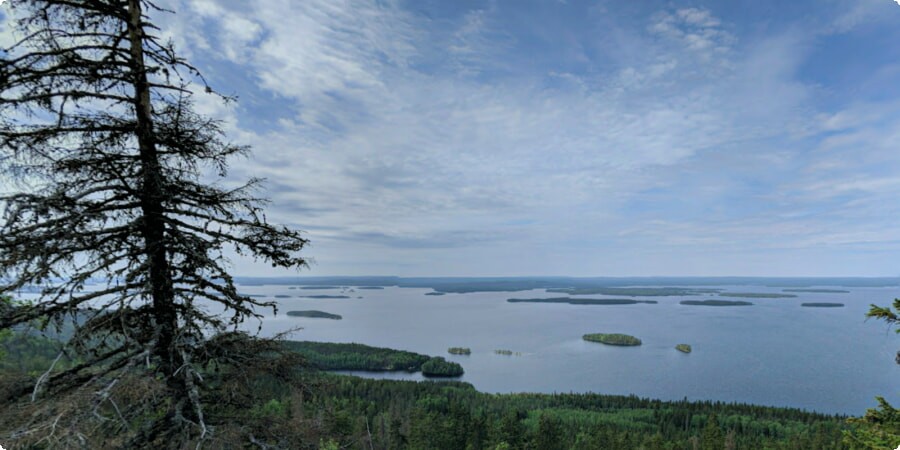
[32,0,893,275]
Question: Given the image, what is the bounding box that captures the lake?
[235,282,900,415]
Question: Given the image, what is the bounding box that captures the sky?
[6,0,900,277]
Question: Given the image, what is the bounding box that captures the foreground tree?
[843,300,900,449]
[0,0,308,446]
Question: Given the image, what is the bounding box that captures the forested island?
[301,285,342,289]
[676,344,692,353]
[719,293,797,298]
[286,310,342,319]
[583,333,642,346]
[547,287,720,296]
[448,347,471,355]
[507,297,657,305]
[784,288,850,293]
[357,286,385,290]
[494,349,521,356]
[681,300,754,306]
[421,357,465,377]
[299,295,351,299]
[801,303,845,308]
[274,294,292,298]
[425,292,446,296]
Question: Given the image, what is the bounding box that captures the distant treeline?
[508,297,657,305]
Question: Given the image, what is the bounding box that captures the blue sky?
[7,0,900,277]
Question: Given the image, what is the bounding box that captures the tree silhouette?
[0,0,307,446]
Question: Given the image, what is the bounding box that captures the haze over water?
[236,279,900,416]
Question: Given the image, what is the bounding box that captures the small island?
[547,287,719,297]
[421,357,464,377]
[274,294,292,298]
[801,302,845,308]
[286,310,342,320]
[783,289,850,294]
[583,333,642,346]
[675,344,692,353]
[681,300,753,306]
[357,286,385,290]
[299,295,351,299]
[494,349,521,356]
[301,286,342,290]
[719,293,797,298]
[448,347,471,355]
[507,297,657,305]
[425,292,445,296]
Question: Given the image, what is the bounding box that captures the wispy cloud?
[97,1,900,275]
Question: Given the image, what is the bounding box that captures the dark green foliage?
[701,413,724,450]
[507,297,657,305]
[448,347,471,355]
[281,341,430,372]
[844,397,900,449]
[583,333,642,346]
[681,300,754,306]
[676,344,692,353]
[285,310,342,319]
[421,357,464,377]
[301,375,848,450]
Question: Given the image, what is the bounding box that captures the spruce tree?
[0,0,307,446]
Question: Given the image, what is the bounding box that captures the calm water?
[236,284,900,415]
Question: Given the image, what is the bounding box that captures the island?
[783,289,850,293]
[448,347,471,355]
[718,293,797,298]
[281,341,431,372]
[301,286,342,290]
[356,286,385,290]
[299,295,351,299]
[583,333,642,346]
[421,357,464,377]
[274,294,292,298]
[286,310,342,320]
[801,302,845,308]
[681,300,753,306]
[238,293,265,298]
[547,287,720,296]
[425,292,445,296]
[675,344,692,353]
[494,349,521,356]
[508,297,656,305]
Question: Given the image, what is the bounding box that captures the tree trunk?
[125,0,179,379]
